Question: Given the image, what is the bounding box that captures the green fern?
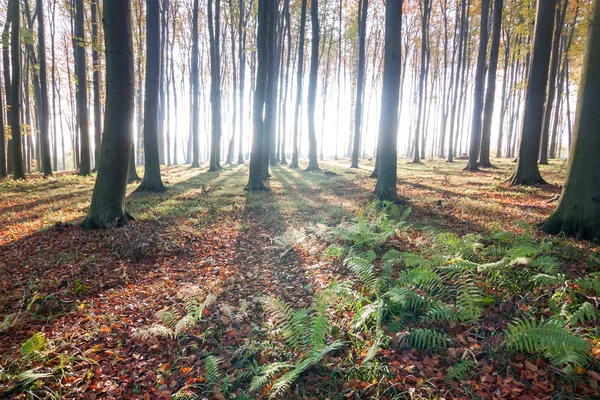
[204,356,223,385]
[250,362,292,393]
[505,317,590,369]
[345,251,380,293]
[268,340,345,399]
[564,302,597,326]
[445,360,478,382]
[422,304,459,324]
[405,328,450,350]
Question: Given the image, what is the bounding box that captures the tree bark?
[374,0,403,201]
[136,0,165,192]
[11,0,25,180]
[540,0,568,165]
[465,0,490,171]
[91,0,102,171]
[350,0,368,168]
[208,0,222,171]
[479,0,502,168]
[74,0,91,176]
[509,0,556,186]
[541,0,600,240]
[83,0,135,228]
[191,0,200,167]
[305,0,320,171]
[290,0,307,169]
[247,0,269,191]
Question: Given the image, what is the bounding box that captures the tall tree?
[37,0,53,177]
[91,0,102,171]
[479,0,503,168]
[74,0,91,175]
[350,0,368,168]
[237,0,249,164]
[305,0,320,171]
[208,0,222,171]
[262,0,278,178]
[83,0,135,228]
[191,0,200,168]
[136,0,166,192]
[247,0,269,190]
[413,0,431,164]
[465,0,490,171]
[290,0,307,168]
[509,0,556,185]
[11,0,24,180]
[374,0,403,201]
[541,0,600,240]
[539,0,568,164]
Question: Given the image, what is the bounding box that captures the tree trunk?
[208,0,222,171]
[91,0,102,171]
[496,30,512,158]
[237,0,249,165]
[448,0,467,163]
[540,0,568,165]
[413,0,431,164]
[83,0,135,228]
[305,0,320,171]
[262,0,279,178]
[191,0,200,168]
[136,0,165,192]
[374,0,402,201]
[479,0,502,168]
[541,1,600,240]
[247,0,269,191]
[509,0,556,186]
[11,0,25,180]
[74,0,91,175]
[290,0,307,169]
[465,0,490,171]
[350,0,368,168]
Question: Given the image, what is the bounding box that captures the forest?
[1,0,600,398]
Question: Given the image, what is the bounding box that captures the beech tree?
[509,0,556,185]
[465,0,490,171]
[479,0,503,168]
[305,0,320,172]
[208,0,222,172]
[38,0,52,177]
[542,0,600,240]
[350,0,368,169]
[136,0,166,193]
[11,0,25,180]
[83,0,135,228]
[247,0,269,191]
[290,0,307,169]
[74,0,91,176]
[374,0,403,201]
[91,0,102,171]
[191,0,200,168]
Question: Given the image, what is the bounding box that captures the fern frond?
[345,252,380,293]
[530,256,562,275]
[405,328,450,350]
[133,324,174,340]
[566,302,597,326]
[250,362,292,392]
[204,356,223,384]
[445,360,478,382]
[397,267,439,287]
[423,304,459,324]
[505,317,590,369]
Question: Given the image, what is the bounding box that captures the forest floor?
[0,159,599,399]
